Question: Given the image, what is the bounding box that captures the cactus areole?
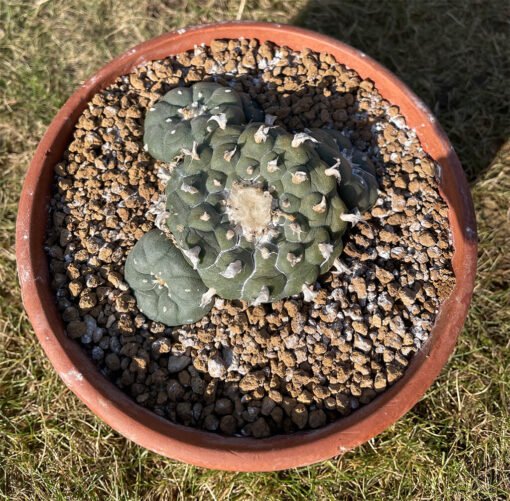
[124,82,379,326]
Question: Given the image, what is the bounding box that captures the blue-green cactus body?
[164,123,348,304]
[124,230,213,326]
[144,82,263,163]
[127,82,380,325]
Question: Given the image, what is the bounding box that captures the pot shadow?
[293,0,510,182]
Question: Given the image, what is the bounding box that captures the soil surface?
[46,39,455,437]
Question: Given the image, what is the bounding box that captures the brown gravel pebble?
[291,403,309,429]
[167,355,191,373]
[46,39,455,438]
[309,409,327,429]
[249,417,271,438]
[66,320,87,339]
[219,415,237,435]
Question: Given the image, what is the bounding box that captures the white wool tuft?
[157,167,172,183]
[340,209,364,225]
[267,158,280,173]
[254,125,270,143]
[291,171,308,184]
[220,260,243,278]
[260,246,272,259]
[180,183,198,194]
[181,141,200,160]
[208,113,228,130]
[301,284,318,302]
[324,166,341,179]
[286,252,302,267]
[291,132,319,147]
[332,258,351,274]
[182,246,201,269]
[200,288,216,308]
[312,195,327,213]
[318,243,334,261]
[223,146,237,161]
[154,211,170,230]
[324,158,343,180]
[251,286,270,306]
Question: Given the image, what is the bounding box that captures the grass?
[0,1,509,498]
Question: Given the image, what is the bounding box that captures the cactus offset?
[124,230,213,326]
[144,82,263,163]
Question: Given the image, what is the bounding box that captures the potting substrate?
[45,39,455,438]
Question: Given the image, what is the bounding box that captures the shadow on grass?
[294,0,510,181]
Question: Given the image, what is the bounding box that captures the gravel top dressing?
[46,39,455,437]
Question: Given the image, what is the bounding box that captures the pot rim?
[15,21,477,472]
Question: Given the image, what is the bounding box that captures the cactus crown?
[125,82,378,325]
[164,121,348,304]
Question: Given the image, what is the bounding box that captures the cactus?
[144,82,264,163]
[124,230,213,326]
[164,123,349,304]
[125,83,380,324]
[309,128,378,213]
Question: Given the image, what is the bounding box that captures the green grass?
[1,1,509,499]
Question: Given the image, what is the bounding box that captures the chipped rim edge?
[15,21,477,472]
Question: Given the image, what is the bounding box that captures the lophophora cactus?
[310,128,378,213]
[165,122,349,304]
[125,82,378,326]
[144,82,263,163]
[125,229,213,326]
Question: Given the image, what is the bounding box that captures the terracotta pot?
[16,22,477,472]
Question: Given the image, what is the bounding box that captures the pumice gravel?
[46,38,455,437]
